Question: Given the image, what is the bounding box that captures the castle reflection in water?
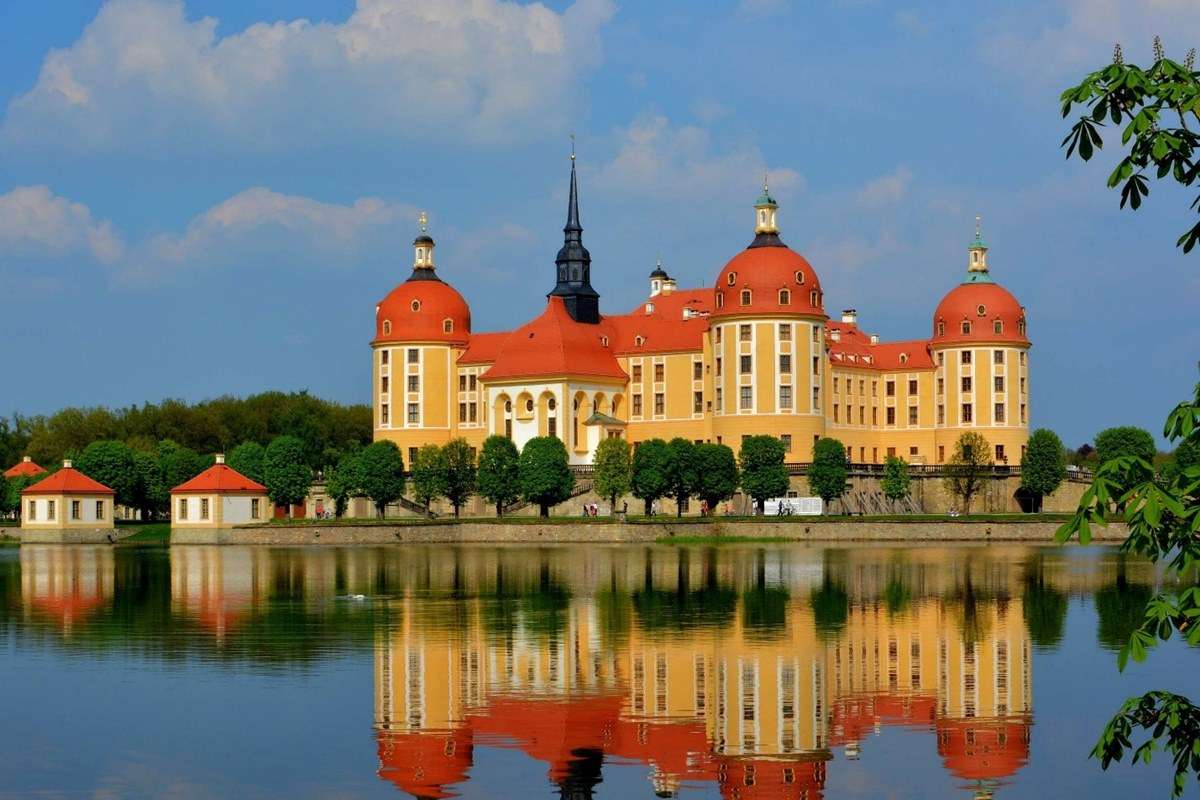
[12,543,1152,799]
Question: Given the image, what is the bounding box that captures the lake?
[0,542,1193,799]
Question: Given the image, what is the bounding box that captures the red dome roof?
[711,244,825,319]
[374,277,471,346]
[932,279,1028,346]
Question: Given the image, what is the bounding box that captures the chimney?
[830,329,841,343]
[870,334,879,345]
[63,459,73,469]
[215,454,226,465]
[22,456,31,463]
[841,309,857,325]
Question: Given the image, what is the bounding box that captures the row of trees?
[0,391,371,473]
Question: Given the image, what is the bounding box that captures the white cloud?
[981,0,1200,85]
[857,165,914,208]
[0,186,124,264]
[0,185,419,285]
[594,114,803,200]
[2,0,616,153]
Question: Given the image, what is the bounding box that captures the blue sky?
[0,0,1196,448]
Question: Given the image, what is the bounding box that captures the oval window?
[795,270,805,285]
[976,304,987,317]
[727,272,737,286]
[411,300,421,312]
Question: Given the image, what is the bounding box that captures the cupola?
[754,176,779,236]
[411,211,436,277]
[967,215,989,278]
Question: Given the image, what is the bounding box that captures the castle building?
[371,161,1030,466]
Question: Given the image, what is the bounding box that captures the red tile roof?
[374,278,471,346]
[603,288,712,355]
[483,297,626,382]
[932,280,1029,347]
[170,463,267,495]
[826,321,934,371]
[4,458,46,478]
[23,467,114,496]
[457,330,509,365]
[711,244,826,320]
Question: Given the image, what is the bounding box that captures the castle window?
[727,272,737,286]
[504,400,512,413]
[778,324,790,341]
[795,270,805,285]
[443,318,453,333]
[694,391,703,414]
[937,321,945,336]
[740,386,753,409]
[525,399,534,413]
[962,376,972,392]
[693,361,703,380]
[962,403,973,422]
[909,407,918,425]
[961,350,972,364]
[993,349,1004,365]
[411,300,421,312]
[633,395,642,415]
[961,320,972,334]
[810,290,818,306]
[976,304,987,317]
[381,404,389,424]
[994,376,1005,392]
[408,348,419,364]
[381,350,389,365]
[654,393,665,414]
[740,355,752,374]
[716,292,724,309]
[993,319,1003,334]
[778,289,790,305]
[886,380,895,397]
[740,289,752,306]
[408,375,419,392]
[995,403,1006,423]
[655,363,664,382]
[632,364,642,382]
[715,327,723,343]
[779,385,792,409]
[779,354,791,373]
[886,407,895,425]
[382,376,389,393]
[908,379,917,394]
[740,324,751,342]
[459,403,467,422]
[407,403,419,423]
[382,320,392,335]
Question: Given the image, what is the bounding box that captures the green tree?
[1095,425,1157,466]
[881,456,911,507]
[0,471,8,517]
[478,435,520,516]
[943,432,993,514]
[441,438,477,518]
[518,436,574,518]
[1058,377,1200,796]
[739,435,789,514]
[809,437,849,511]
[1023,556,1068,651]
[1060,38,1200,252]
[76,440,140,509]
[410,444,447,511]
[263,435,313,517]
[158,440,209,494]
[592,437,632,513]
[631,438,670,515]
[324,450,363,518]
[5,473,39,520]
[694,443,739,512]
[1021,428,1068,511]
[227,441,267,483]
[132,449,166,520]
[357,441,405,518]
[664,438,699,517]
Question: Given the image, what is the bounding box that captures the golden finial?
[763,171,769,193]
[418,210,428,233]
[570,132,576,161]
[975,214,982,240]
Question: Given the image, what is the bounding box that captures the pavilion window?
[47,500,55,520]
[96,501,105,520]
[71,500,81,520]
[781,434,792,452]
[251,499,261,519]
[200,498,210,520]
[178,499,188,521]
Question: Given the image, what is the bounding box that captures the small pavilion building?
[170,454,269,537]
[4,456,46,480]
[20,460,118,542]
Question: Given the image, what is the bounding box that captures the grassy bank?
[116,522,171,544]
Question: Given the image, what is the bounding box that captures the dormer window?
[961,320,972,335]
[645,302,655,313]
[937,321,945,336]
[382,320,392,335]
[635,335,645,347]
[727,272,737,286]
[899,353,909,364]
[1018,318,1027,335]
[809,290,818,306]
[778,289,791,305]
[993,319,1003,334]
[715,292,724,309]
[443,319,453,333]
[411,300,421,312]
[795,270,805,285]
[600,335,609,346]
[740,289,752,306]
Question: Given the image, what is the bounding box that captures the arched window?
[443,318,453,333]
[715,292,724,309]
[759,210,766,224]
[382,320,392,335]
[600,335,609,346]
[976,304,987,317]
[740,289,751,306]
[937,321,945,336]
[410,299,421,312]
[993,319,1003,334]
[795,270,805,285]
[899,353,908,364]
[727,272,737,286]
[635,335,645,347]
[778,289,791,305]
[961,320,972,335]
[504,400,512,413]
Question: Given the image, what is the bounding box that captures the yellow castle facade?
[371,161,1031,467]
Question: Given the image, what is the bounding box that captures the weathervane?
[570,132,576,161]
[763,171,769,193]
[418,210,428,234]
[975,214,982,239]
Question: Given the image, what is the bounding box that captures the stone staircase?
[502,479,594,516]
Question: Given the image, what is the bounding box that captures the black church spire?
[549,151,600,324]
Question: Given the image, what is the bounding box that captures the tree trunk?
[453,503,460,518]
[496,501,503,518]
[644,498,652,516]
[757,497,765,515]
[540,502,549,518]
[676,495,683,517]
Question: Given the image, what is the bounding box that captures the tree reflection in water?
[0,543,1167,799]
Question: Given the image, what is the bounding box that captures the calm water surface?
[1,542,1195,799]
